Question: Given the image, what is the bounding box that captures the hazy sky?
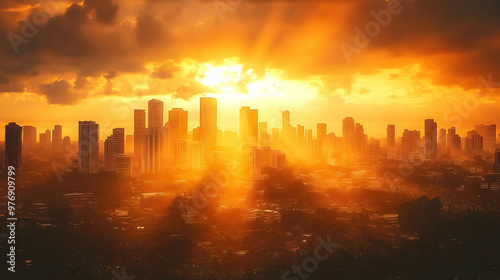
[0,0,499,140]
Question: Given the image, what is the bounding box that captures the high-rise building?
[438,129,447,155]
[297,125,305,146]
[354,123,367,158]
[104,128,125,172]
[317,123,327,152]
[5,123,22,171]
[125,135,134,154]
[343,117,355,155]
[424,119,438,161]
[168,108,188,163]
[142,127,164,174]
[402,129,421,161]
[200,97,218,155]
[78,121,99,174]
[134,109,146,156]
[52,124,63,153]
[116,155,131,178]
[270,150,286,170]
[259,122,269,147]
[271,128,280,149]
[464,130,483,154]
[62,136,71,152]
[239,106,258,151]
[23,125,37,148]
[148,99,164,129]
[39,129,51,150]
[387,125,395,148]
[447,127,461,155]
[475,124,496,152]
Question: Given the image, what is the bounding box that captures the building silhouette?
[424,119,437,161]
[78,121,99,174]
[200,97,218,157]
[5,122,22,171]
[23,125,37,148]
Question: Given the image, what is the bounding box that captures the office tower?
[5,123,22,171]
[224,130,238,147]
[447,127,461,155]
[239,107,258,150]
[438,129,447,153]
[387,125,395,148]
[250,147,262,178]
[78,121,99,174]
[188,141,202,170]
[200,97,218,155]
[260,146,271,168]
[368,137,381,160]
[142,127,163,174]
[271,127,280,149]
[39,129,51,150]
[353,123,367,158]
[326,133,342,163]
[270,150,286,170]
[116,155,131,178]
[343,117,355,154]
[424,119,438,161]
[281,110,295,149]
[464,130,483,154]
[305,129,313,146]
[148,99,164,129]
[104,128,125,172]
[297,125,305,146]
[282,110,290,129]
[402,129,421,161]
[495,149,500,173]
[167,108,188,163]
[134,109,146,158]
[23,125,37,148]
[475,124,496,151]
[317,123,327,151]
[62,136,71,152]
[52,125,63,153]
[387,125,396,159]
[259,122,270,147]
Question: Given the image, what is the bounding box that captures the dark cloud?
[38,79,86,105]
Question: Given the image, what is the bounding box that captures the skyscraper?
[142,127,163,174]
[134,109,146,174]
[387,125,395,148]
[402,129,421,161]
[447,127,461,156]
[259,122,269,147]
[200,97,218,155]
[239,106,258,151]
[354,123,367,158]
[39,129,51,150]
[424,119,437,161]
[78,121,99,174]
[5,123,22,171]
[104,128,125,172]
[168,108,188,164]
[438,128,447,155]
[317,123,327,151]
[475,124,496,152]
[148,99,164,129]
[23,125,37,148]
[52,124,63,153]
[297,124,305,146]
[464,130,483,154]
[343,117,355,155]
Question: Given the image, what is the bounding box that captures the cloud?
[38,79,86,105]
[175,81,220,101]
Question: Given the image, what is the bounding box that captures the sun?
[199,62,243,88]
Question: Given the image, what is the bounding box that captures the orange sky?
[0,0,499,141]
